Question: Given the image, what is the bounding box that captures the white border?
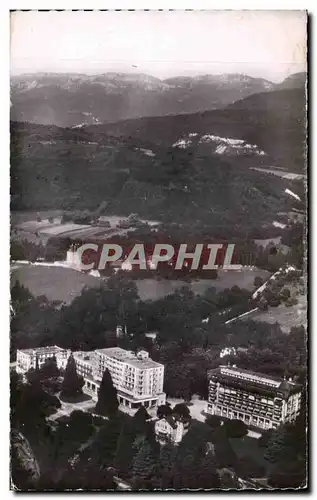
[2,1,313,498]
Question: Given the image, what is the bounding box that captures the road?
[113,476,132,490]
[49,397,95,421]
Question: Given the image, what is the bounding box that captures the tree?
[258,297,269,311]
[40,355,60,379]
[268,459,307,488]
[280,287,291,301]
[264,426,291,464]
[205,414,223,428]
[254,276,264,288]
[223,419,247,438]
[164,364,193,400]
[93,415,122,468]
[58,459,117,490]
[114,422,138,478]
[197,452,221,489]
[157,403,172,419]
[132,438,159,488]
[159,442,177,488]
[212,426,238,470]
[237,457,266,479]
[95,368,119,417]
[172,403,191,423]
[26,366,41,386]
[67,410,94,441]
[258,429,274,448]
[133,405,151,434]
[60,354,84,400]
[173,427,207,488]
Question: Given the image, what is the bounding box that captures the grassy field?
[11,264,103,304]
[11,262,270,304]
[250,167,305,180]
[242,276,307,333]
[135,268,270,301]
[245,293,307,333]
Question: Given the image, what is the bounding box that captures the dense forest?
[10,277,307,490]
[11,273,307,396]
[10,120,302,235]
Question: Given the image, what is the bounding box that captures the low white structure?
[155,417,189,445]
[220,347,237,358]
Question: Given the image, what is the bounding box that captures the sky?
[10,10,307,82]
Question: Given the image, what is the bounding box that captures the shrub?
[205,414,223,428]
[224,419,248,438]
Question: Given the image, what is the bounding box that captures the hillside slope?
[85,89,306,172]
[11,120,297,234]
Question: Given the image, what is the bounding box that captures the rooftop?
[73,351,96,364]
[18,345,66,356]
[208,365,302,399]
[95,347,163,369]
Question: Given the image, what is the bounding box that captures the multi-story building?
[72,351,97,379]
[16,346,69,375]
[16,343,166,411]
[74,347,166,409]
[207,365,302,430]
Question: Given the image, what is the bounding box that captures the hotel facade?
[16,346,70,375]
[207,365,302,430]
[16,344,165,410]
[73,347,166,409]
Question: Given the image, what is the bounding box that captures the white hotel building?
[208,365,302,430]
[16,346,70,375]
[74,347,166,409]
[16,345,165,410]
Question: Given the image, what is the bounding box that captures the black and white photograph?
[9,9,307,491]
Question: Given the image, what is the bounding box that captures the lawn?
[11,261,271,304]
[135,268,270,301]
[11,264,103,304]
[242,289,307,333]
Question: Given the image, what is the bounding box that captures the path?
[48,397,95,421]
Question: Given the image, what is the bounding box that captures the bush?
[205,414,223,428]
[254,276,264,288]
[157,403,172,419]
[285,297,298,307]
[258,429,274,448]
[258,298,269,311]
[224,419,248,438]
[237,457,266,479]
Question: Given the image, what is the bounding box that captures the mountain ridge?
[11,71,306,128]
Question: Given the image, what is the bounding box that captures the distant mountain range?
[10,71,306,230]
[10,71,306,127]
[11,87,305,227]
